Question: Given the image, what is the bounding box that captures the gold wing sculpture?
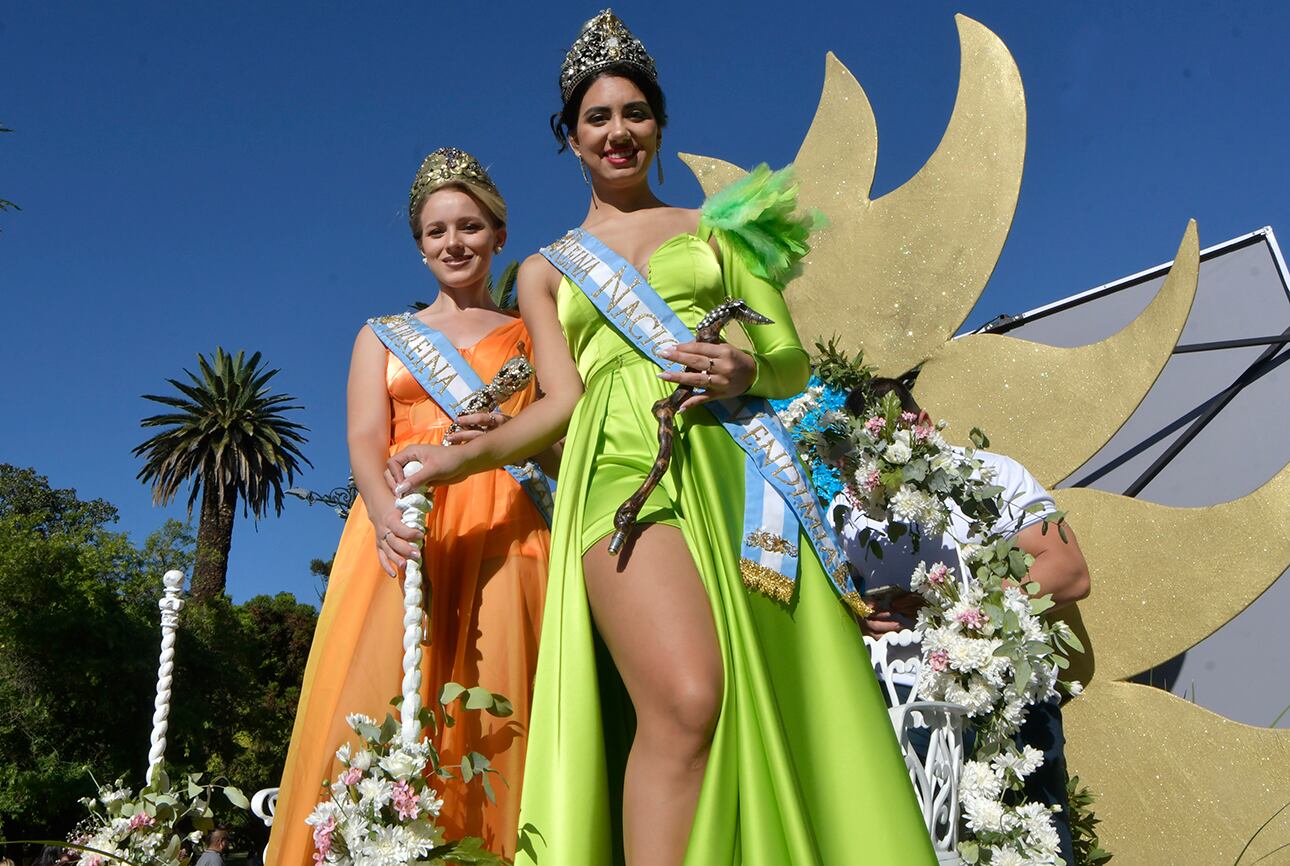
[683,14,1290,864]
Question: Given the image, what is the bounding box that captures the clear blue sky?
[3,1,1288,604]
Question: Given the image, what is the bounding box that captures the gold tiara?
[559,9,658,104]
[409,147,504,214]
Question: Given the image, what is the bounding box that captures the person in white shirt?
[836,378,1090,865]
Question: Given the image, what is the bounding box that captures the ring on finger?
[382,529,392,542]
[703,370,712,386]
[706,357,715,371]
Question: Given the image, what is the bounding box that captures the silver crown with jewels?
[559,9,658,103]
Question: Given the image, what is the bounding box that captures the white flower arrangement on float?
[67,772,247,866]
[775,367,1085,866]
[306,691,512,866]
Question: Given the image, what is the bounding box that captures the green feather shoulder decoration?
[700,163,825,290]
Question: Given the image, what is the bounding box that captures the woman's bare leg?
[583,523,724,866]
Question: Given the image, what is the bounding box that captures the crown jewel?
[559,9,658,103]
[409,147,502,208]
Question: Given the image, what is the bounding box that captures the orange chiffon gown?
[265,316,549,863]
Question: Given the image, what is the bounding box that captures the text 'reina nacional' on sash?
[539,229,869,616]
[366,313,555,526]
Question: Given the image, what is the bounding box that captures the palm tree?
[1,123,19,221]
[134,348,310,601]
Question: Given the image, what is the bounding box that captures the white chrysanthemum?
[890,485,922,522]
[1067,681,1084,697]
[947,635,995,673]
[1002,586,1030,616]
[992,847,1029,866]
[345,712,376,730]
[968,679,1001,714]
[351,748,373,772]
[420,787,445,817]
[357,777,394,809]
[962,794,1008,834]
[335,742,352,765]
[981,653,1012,688]
[959,760,1003,801]
[885,439,913,465]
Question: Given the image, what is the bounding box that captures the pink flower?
[339,766,362,786]
[392,780,420,820]
[312,815,337,862]
[913,423,934,442]
[859,469,881,493]
[127,812,156,831]
[864,416,886,435]
[83,858,104,866]
[900,411,919,425]
[927,563,950,585]
[929,650,949,672]
[956,608,987,630]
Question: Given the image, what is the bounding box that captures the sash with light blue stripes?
[367,312,555,526]
[539,229,868,615]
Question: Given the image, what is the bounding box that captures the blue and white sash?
[539,229,867,615]
[367,313,555,526]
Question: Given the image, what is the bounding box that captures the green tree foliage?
[133,348,311,601]
[0,465,318,852]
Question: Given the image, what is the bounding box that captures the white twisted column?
[395,461,433,748]
[147,569,186,786]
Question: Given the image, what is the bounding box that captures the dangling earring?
[494,245,502,254]
[577,153,598,209]
[420,255,428,266]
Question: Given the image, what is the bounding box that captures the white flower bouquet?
[307,688,512,866]
[68,772,247,866]
[779,386,1087,864]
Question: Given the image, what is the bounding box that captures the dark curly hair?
[550,64,668,153]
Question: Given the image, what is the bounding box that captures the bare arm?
[1013,519,1091,609]
[347,327,422,575]
[393,254,584,490]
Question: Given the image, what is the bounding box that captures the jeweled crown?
[409,147,502,208]
[559,9,658,103]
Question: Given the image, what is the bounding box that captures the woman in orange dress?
[265,148,551,863]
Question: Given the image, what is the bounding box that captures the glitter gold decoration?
[683,14,1289,863]
[682,14,1025,377]
[916,222,1199,488]
[1062,681,1290,865]
[739,559,796,603]
[744,530,799,557]
[1050,460,1290,684]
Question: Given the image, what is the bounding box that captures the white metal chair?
[865,628,968,864]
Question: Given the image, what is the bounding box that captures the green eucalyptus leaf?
[440,682,467,705]
[380,714,401,744]
[465,687,496,711]
[223,785,250,809]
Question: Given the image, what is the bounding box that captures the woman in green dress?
[389,11,937,865]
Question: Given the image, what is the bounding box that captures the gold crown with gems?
[559,9,658,103]
[408,147,506,224]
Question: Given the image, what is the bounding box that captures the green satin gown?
[515,226,937,865]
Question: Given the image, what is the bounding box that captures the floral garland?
[306,688,511,866]
[775,367,1085,866]
[63,772,247,866]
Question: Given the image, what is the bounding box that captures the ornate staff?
[146,569,186,785]
[607,299,774,554]
[442,355,534,444]
[394,461,433,747]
